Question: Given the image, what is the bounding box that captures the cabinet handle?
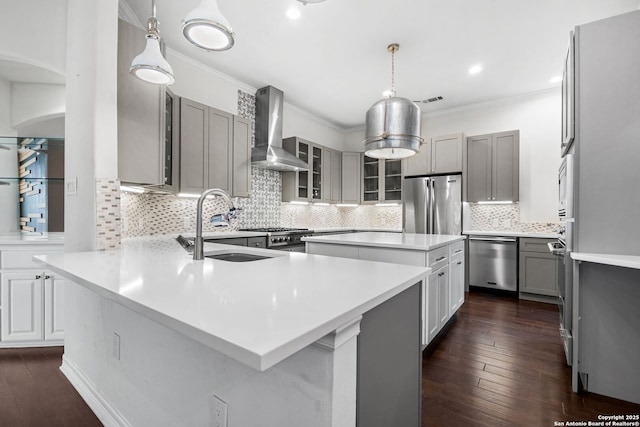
[438,272,445,277]
[35,275,42,279]
[457,261,462,265]
[454,249,463,254]
[435,256,446,262]
[44,275,51,280]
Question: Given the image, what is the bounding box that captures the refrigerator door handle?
[428,179,435,234]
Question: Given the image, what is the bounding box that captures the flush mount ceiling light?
[182,0,235,51]
[296,0,327,4]
[363,43,424,159]
[130,0,175,85]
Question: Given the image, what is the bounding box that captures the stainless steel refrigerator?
[402,175,462,235]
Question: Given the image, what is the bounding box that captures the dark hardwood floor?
[422,291,640,426]
[1,292,638,427]
[0,346,101,427]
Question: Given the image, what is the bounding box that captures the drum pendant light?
[363,44,423,159]
[130,0,175,85]
[182,0,235,51]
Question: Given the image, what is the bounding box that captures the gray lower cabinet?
[341,152,361,204]
[519,237,558,299]
[179,98,250,197]
[404,133,465,177]
[465,130,519,202]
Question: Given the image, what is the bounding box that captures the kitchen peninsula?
[35,237,428,427]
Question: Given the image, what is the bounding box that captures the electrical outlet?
[65,177,77,196]
[138,218,144,229]
[183,217,190,229]
[211,395,228,427]
[113,333,120,360]
[123,219,129,232]
[503,219,512,228]
[491,218,499,227]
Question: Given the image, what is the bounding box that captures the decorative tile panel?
[280,204,402,230]
[96,178,122,249]
[466,203,560,233]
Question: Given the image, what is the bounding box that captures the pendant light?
[182,0,235,51]
[130,0,175,85]
[363,44,423,159]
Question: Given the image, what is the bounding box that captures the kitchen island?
[303,232,466,346]
[35,237,428,427]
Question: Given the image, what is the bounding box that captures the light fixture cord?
[390,47,396,97]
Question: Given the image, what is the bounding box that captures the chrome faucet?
[193,188,239,260]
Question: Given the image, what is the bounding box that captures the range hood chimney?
[252,86,309,172]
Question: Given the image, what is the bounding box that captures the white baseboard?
[60,355,131,427]
[0,340,63,348]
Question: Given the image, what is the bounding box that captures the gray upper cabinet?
[117,19,165,187]
[322,148,342,203]
[233,116,252,198]
[282,137,324,202]
[362,156,403,204]
[179,98,250,197]
[341,152,361,204]
[404,133,464,176]
[464,130,519,202]
[432,133,464,174]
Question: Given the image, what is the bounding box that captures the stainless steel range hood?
[252,86,309,172]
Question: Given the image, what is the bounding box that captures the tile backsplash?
[464,203,559,234]
[281,204,402,230]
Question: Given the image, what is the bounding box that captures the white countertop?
[303,232,465,251]
[35,237,427,371]
[311,227,401,233]
[571,252,640,270]
[464,230,559,239]
[0,233,65,245]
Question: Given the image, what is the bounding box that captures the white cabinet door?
[449,255,465,314]
[427,269,440,343]
[44,274,64,341]
[1,272,43,342]
[437,266,450,328]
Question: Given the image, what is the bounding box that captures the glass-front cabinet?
[282,137,323,202]
[361,155,403,204]
[0,137,64,234]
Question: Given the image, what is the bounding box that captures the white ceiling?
[61,1,640,129]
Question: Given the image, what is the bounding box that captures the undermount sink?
[205,252,273,262]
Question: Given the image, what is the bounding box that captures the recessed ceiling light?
[549,75,562,84]
[468,64,483,75]
[286,5,301,19]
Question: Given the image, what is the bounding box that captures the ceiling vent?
[414,96,444,104]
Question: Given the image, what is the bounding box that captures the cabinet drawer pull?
[456,261,462,265]
[44,275,51,280]
[438,272,445,277]
[35,275,42,279]
[454,249,463,254]
[435,256,446,262]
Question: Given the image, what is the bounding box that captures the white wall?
[343,90,562,223]
[17,116,65,138]
[0,143,19,233]
[0,0,67,74]
[423,89,561,222]
[10,83,65,128]
[165,49,346,149]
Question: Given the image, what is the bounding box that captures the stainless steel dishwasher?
[468,236,518,291]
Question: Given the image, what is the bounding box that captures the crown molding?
[283,102,347,133]
[421,87,560,119]
[118,0,143,28]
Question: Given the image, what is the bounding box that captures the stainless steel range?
[240,228,314,252]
